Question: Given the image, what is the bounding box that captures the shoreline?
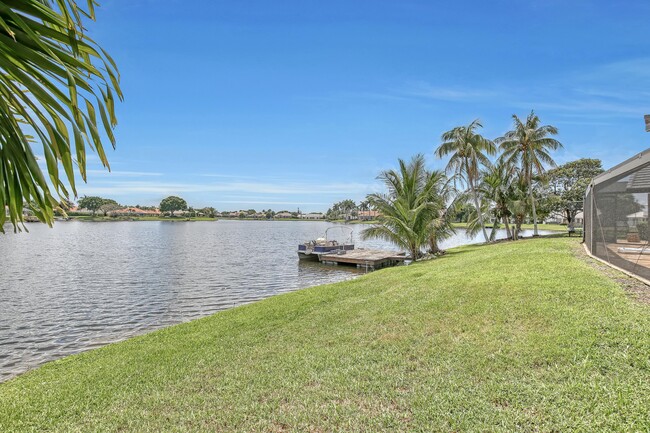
[23,216,382,224]
[3,235,647,431]
[21,217,568,232]
[0,232,558,383]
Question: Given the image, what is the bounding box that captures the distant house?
[275,211,293,219]
[358,210,381,221]
[627,210,648,227]
[109,207,161,217]
[301,212,324,220]
[574,211,584,226]
[544,211,565,225]
[69,206,93,215]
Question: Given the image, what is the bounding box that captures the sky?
[69,0,650,212]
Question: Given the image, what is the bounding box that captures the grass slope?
[1,237,649,432]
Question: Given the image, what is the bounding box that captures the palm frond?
[363,154,454,260]
[0,0,121,232]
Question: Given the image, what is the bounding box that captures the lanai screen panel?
[589,162,650,280]
[584,186,593,251]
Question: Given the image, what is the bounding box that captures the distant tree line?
[324,199,375,221]
[67,195,328,220]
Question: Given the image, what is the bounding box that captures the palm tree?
[435,119,496,243]
[496,111,563,236]
[359,199,369,211]
[429,184,458,254]
[0,1,121,232]
[426,176,457,254]
[362,154,448,261]
[507,175,530,240]
[479,160,517,240]
[461,191,496,241]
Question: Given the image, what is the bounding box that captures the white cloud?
[79,180,376,196]
[199,173,257,179]
[401,81,500,102]
[370,57,650,119]
[514,99,644,117]
[87,170,164,176]
[588,57,650,81]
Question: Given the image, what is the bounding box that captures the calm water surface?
[0,220,551,381]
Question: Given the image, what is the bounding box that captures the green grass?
[453,222,568,232]
[1,237,649,432]
[519,223,569,231]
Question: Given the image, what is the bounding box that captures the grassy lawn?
[519,223,569,231]
[1,237,649,431]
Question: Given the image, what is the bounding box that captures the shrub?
[637,221,648,241]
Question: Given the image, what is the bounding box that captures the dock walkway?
[320,249,407,270]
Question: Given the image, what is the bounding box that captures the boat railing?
[325,225,354,244]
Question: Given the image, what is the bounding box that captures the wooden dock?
[320,249,407,270]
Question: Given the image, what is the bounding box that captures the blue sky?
[72,0,650,211]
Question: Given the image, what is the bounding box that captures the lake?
[0,220,553,381]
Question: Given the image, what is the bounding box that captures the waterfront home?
[68,206,93,215]
[358,210,381,221]
[301,212,324,220]
[275,211,293,219]
[109,207,161,217]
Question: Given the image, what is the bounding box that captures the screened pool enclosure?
[585,149,650,280]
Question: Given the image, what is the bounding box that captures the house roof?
[627,211,648,219]
[592,148,650,186]
[358,210,380,217]
[626,165,650,192]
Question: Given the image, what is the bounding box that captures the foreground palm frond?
[0,0,121,232]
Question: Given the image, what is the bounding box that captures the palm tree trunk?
[465,160,489,243]
[528,181,539,236]
[470,182,489,243]
[503,215,511,239]
[410,243,418,262]
[489,224,497,241]
[428,235,438,254]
